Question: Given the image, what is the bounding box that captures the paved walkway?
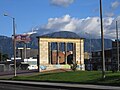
[0,70,38,76]
[0,80,120,90]
[0,70,39,79]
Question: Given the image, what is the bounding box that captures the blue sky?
[0,0,120,39]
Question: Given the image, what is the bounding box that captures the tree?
[1,54,9,61]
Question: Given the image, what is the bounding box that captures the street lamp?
[4,13,16,77]
[99,0,105,79]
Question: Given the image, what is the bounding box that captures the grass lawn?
[10,70,120,86]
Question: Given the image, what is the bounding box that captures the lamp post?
[116,21,119,71]
[99,0,105,79]
[4,14,16,77]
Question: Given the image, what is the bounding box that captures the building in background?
[37,31,85,72]
[112,40,120,71]
[16,48,38,70]
[84,52,92,70]
[92,49,112,71]
[16,48,38,59]
[90,40,120,71]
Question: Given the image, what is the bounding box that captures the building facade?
[112,40,120,71]
[37,37,85,72]
[91,40,120,71]
[16,48,38,59]
[92,49,112,71]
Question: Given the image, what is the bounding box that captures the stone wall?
[38,37,85,71]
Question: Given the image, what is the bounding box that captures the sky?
[0,0,120,39]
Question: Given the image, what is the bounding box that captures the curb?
[0,80,120,90]
[0,80,92,90]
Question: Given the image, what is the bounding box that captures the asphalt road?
[0,83,95,90]
[0,83,68,90]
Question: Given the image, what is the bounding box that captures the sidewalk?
[0,80,120,90]
[0,70,39,79]
[0,70,38,76]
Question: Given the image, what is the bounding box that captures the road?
[0,83,68,90]
[0,83,95,90]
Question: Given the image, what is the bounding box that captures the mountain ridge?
[0,31,112,57]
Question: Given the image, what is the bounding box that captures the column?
[65,42,67,64]
[57,42,59,64]
[73,43,76,64]
[80,40,81,65]
[48,42,51,64]
[38,38,40,72]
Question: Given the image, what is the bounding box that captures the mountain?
[28,31,112,52]
[0,36,13,56]
[84,39,112,52]
[0,31,112,57]
[40,31,80,38]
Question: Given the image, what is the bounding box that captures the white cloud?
[105,16,120,39]
[105,12,114,17]
[50,0,74,7]
[45,15,75,31]
[111,1,120,9]
[34,15,120,39]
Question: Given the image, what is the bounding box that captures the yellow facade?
[37,37,85,71]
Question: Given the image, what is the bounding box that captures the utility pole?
[99,0,105,79]
[13,17,16,76]
[90,36,92,70]
[24,43,27,59]
[4,14,16,77]
[116,21,119,71]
